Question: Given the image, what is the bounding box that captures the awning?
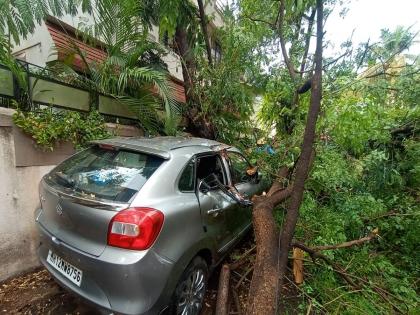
[46,21,107,70]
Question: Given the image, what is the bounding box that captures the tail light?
[108,207,164,250]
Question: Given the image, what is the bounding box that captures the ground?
[0,267,218,315]
[0,234,300,315]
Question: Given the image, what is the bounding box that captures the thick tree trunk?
[246,1,323,314]
[175,26,196,103]
[174,25,216,139]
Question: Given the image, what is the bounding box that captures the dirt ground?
[0,267,218,315]
[0,234,299,315]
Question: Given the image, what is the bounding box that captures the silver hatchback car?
[35,137,264,315]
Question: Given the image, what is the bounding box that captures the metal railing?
[215,0,225,13]
[0,61,137,122]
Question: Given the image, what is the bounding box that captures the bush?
[13,107,111,150]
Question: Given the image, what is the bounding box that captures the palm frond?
[114,95,161,133]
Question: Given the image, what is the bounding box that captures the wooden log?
[215,264,230,315]
[293,247,304,284]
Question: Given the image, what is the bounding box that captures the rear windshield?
[45,146,164,202]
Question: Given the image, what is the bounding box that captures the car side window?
[227,152,251,184]
[196,155,226,190]
[178,159,195,192]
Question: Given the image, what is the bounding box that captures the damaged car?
[35,136,265,315]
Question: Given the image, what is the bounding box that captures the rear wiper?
[55,172,75,187]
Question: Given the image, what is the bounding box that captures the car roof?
[90,136,231,159]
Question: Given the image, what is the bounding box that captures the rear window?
[45,146,164,202]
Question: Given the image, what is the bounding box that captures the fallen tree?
[245,0,324,314]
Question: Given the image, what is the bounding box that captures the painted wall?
[0,108,54,281]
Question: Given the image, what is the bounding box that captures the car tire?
[170,256,208,315]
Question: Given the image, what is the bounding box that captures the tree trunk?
[174,25,216,139]
[197,0,213,66]
[277,0,323,300]
[175,26,196,104]
[246,0,323,314]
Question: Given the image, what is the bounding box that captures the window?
[213,42,222,63]
[227,152,250,184]
[196,155,226,190]
[178,160,195,192]
[45,146,163,202]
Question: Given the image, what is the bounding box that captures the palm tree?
[1,0,179,134]
[48,0,180,134]
[0,0,89,80]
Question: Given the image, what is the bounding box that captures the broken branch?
[312,229,379,251]
[215,264,230,315]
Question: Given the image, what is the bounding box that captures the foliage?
[194,16,261,146]
[46,0,180,135]
[256,24,420,313]
[13,107,110,150]
[1,0,180,136]
[0,0,91,82]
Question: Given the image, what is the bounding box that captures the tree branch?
[277,0,297,81]
[312,229,379,251]
[299,8,316,77]
[241,14,276,28]
[291,241,359,288]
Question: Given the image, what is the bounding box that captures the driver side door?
[224,151,260,237]
[195,154,237,257]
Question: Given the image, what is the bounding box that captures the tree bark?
[215,264,231,315]
[299,9,316,76]
[174,25,216,139]
[246,1,323,314]
[197,0,213,66]
[277,0,323,299]
[175,26,196,104]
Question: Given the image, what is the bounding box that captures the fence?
[0,61,138,121]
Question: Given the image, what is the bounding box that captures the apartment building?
[12,0,224,104]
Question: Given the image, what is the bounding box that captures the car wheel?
[171,256,208,315]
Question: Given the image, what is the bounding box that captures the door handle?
[207,208,223,216]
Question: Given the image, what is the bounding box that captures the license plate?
[47,250,83,287]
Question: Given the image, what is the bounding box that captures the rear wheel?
[171,256,208,315]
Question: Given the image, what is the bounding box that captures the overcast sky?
[324,0,419,55]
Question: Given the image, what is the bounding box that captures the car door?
[224,150,260,237]
[195,154,237,256]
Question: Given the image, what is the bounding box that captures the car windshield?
[44,146,164,202]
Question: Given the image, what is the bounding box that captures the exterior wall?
[12,22,56,67]
[149,25,184,81]
[0,108,55,281]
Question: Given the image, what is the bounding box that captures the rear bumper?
[36,221,175,315]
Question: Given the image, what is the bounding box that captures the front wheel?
[171,256,208,315]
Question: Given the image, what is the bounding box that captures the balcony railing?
[215,0,224,13]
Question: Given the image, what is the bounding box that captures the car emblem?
[56,203,63,216]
